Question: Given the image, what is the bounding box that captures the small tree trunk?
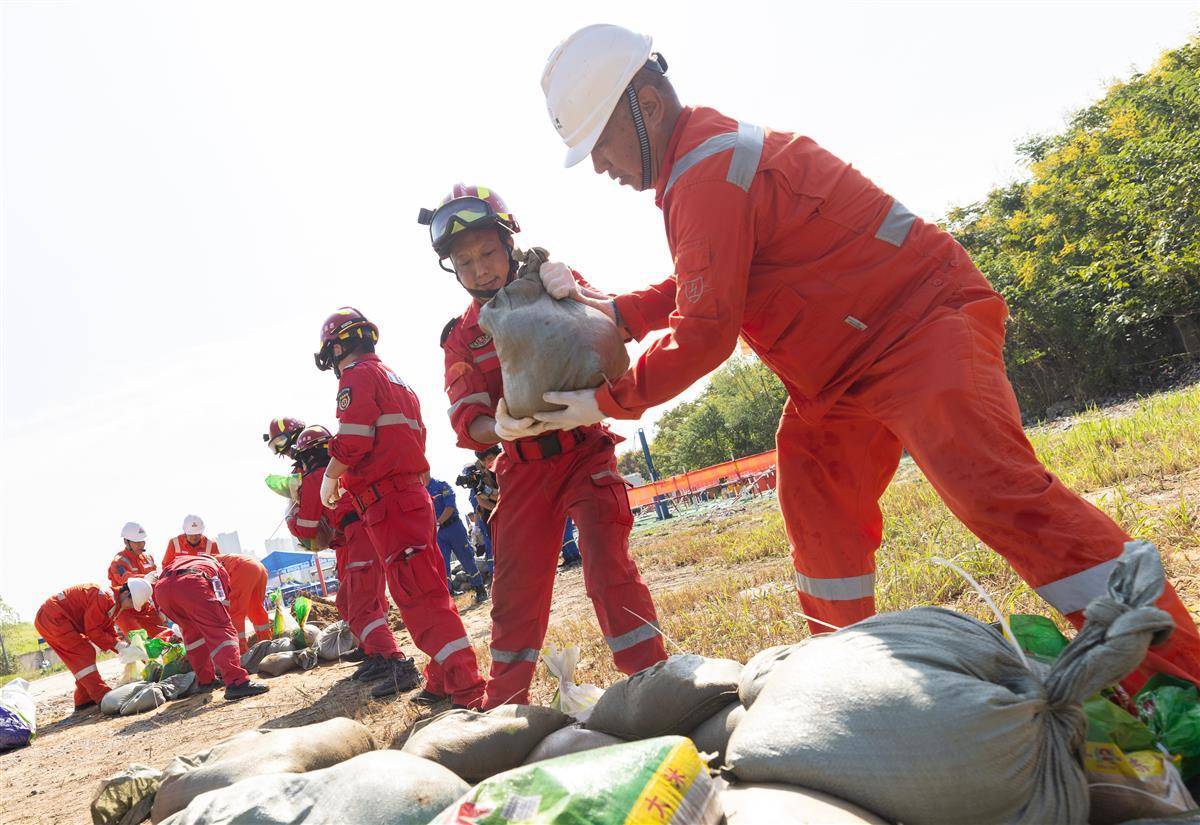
[1175,314,1200,359]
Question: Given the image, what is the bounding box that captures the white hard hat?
[126,578,153,611]
[542,24,653,168]
[121,521,147,542]
[182,514,205,536]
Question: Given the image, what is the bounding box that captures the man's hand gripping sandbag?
[478,247,629,419]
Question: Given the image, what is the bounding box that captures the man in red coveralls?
[34,581,146,711]
[535,24,1200,689]
[314,307,485,705]
[154,554,269,700]
[108,521,171,638]
[214,554,272,653]
[162,514,220,569]
[287,424,406,676]
[417,185,666,708]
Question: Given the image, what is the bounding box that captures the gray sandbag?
[688,700,745,764]
[160,672,197,699]
[101,682,147,716]
[739,644,801,708]
[523,724,625,765]
[120,683,170,716]
[401,704,571,782]
[258,648,319,677]
[478,247,629,418]
[726,541,1176,825]
[151,717,375,822]
[301,624,320,648]
[240,637,295,673]
[316,620,357,661]
[91,764,162,825]
[158,750,467,825]
[721,782,888,824]
[586,654,743,739]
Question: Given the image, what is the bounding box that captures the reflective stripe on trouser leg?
[793,571,876,601]
[210,639,238,659]
[1035,558,1121,615]
[186,638,206,652]
[435,636,472,664]
[358,616,389,642]
[605,622,661,654]
[73,663,98,679]
[490,647,540,664]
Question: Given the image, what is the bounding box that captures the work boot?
[72,701,97,714]
[559,557,582,571]
[412,688,448,707]
[351,654,389,682]
[224,680,269,701]
[473,584,490,604]
[197,679,222,693]
[344,647,367,663]
[369,657,422,699]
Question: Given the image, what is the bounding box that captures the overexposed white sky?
[3,1,1197,620]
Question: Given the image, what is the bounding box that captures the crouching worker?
[154,554,268,701]
[215,554,272,653]
[34,580,150,712]
[314,307,485,706]
[108,521,171,638]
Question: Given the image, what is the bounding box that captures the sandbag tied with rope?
[477,246,629,419]
[725,541,1178,825]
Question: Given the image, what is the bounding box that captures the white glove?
[115,640,129,652]
[494,397,554,441]
[533,389,606,431]
[539,260,579,300]
[320,471,343,508]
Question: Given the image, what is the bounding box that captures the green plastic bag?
[143,637,167,659]
[265,473,301,500]
[430,736,722,824]
[1086,695,1157,752]
[1008,614,1070,663]
[1136,674,1200,779]
[126,629,149,646]
[160,642,192,680]
[269,589,286,638]
[293,596,311,628]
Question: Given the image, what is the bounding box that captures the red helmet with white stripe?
[263,416,306,456]
[294,425,332,454]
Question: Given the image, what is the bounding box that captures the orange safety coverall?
[443,291,666,708]
[107,547,171,638]
[216,554,272,653]
[162,534,219,569]
[602,105,1200,689]
[33,584,121,708]
[154,554,249,687]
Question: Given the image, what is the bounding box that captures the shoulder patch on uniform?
[382,367,408,387]
[337,387,352,412]
[440,317,459,348]
[467,333,492,350]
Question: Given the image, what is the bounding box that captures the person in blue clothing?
[428,476,489,604]
[560,517,582,569]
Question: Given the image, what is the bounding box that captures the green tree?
[0,597,19,676]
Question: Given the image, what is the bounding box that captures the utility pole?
[638,428,672,521]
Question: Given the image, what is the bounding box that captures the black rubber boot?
[72,701,97,713]
[352,654,390,682]
[369,657,423,699]
[473,584,490,604]
[344,647,367,663]
[224,680,269,701]
[412,688,449,707]
[197,679,222,693]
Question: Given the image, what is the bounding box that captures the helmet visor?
[268,433,291,455]
[423,197,512,256]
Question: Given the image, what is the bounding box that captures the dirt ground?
[0,553,723,825]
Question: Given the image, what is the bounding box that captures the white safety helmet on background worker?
[124,578,153,611]
[182,514,204,536]
[541,23,666,188]
[121,521,147,545]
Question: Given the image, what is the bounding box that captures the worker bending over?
[215,554,272,653]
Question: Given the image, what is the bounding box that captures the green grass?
[529,383,1200,699]
[2,622,43,658]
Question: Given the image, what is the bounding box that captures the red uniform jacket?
[442,271,607,451]
[108,548,157,588]
[160,554,231,601]
[287,465,354,546]
[42,584,120,651]
[162,534,219,569]
[329,354,429,494]
[603,106,989,424]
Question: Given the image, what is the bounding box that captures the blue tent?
[259,550,315,577]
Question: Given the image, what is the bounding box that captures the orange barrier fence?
[627,449,778,509]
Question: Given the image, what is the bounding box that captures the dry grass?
[528,384,1200,697]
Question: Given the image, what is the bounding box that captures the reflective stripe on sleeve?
[664,132,738,195]
[1036,558,1121,615]
[253,623,272,632]
[448,392,492,417]
[376,413,421,431]
[295,518,321,528]
[473,352,498,365]
[434,636,472,664]
[338,422,376,438]
[605,621,661,653]
[727,121,765,192]
[359,616,388,639]
[490,646,539,664]
[875,199,917,247]
[590,470,624,484]
[73,663,98,679]
[345,560,374,571]
[209,639,238,659]
[793,570,875,601]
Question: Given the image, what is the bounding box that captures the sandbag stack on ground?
[478,246,630,418]
[400,704,571,782]
[720,782,888,824]
[315,621,357,661]
[257,648,319,677]
[151,717,375,822]
[241,637,296,673]
[725,540,1176,824]
[586,654,743,739]
[523,724,626,764]
[91,764,163,825]
[737,643,802,708]
[101,673,198,717]
[688,700,744,764]
[158,750,467,825]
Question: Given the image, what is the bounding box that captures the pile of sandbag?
[100,673,197,717]
[314,620,357,661]
[478,247,629,418]
[151,717,375,821]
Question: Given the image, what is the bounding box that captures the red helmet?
[263,416,306,455]
[293,424,332,454]
[314,307,379,373]
[417,185,520,261]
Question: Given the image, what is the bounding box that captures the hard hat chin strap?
[625,84,653,190]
